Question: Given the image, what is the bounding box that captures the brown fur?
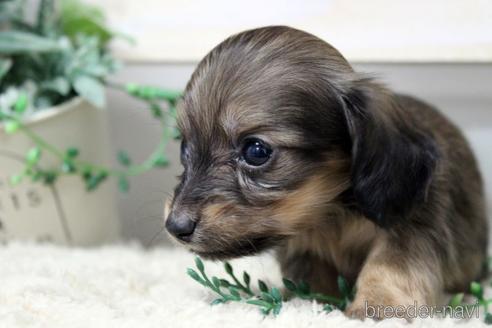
[165,26,488,320]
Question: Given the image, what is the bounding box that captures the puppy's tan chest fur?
[281,216,378,283]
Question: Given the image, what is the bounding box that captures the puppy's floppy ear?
[341,79,439,227]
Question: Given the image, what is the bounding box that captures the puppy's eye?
[180,140,189,163]
[241,138,272,166]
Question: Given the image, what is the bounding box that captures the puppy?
[165,26,488,319]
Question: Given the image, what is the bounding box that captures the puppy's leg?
[346,234,442,320]
[278,251,340,297]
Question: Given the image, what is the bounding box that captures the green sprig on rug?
[187,257,354,316]
[188,256,492,323]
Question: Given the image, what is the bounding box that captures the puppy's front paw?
[345,303,370,320]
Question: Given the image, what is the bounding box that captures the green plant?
[447,280,492,324]
[187,257,355,316]
[445,258,492,324]
[0,0,181,191]
[189,257,492,323]
[0,0,118,108]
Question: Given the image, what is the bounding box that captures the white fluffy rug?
[0,243,488,328]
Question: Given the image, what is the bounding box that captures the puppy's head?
[165,26,437,259]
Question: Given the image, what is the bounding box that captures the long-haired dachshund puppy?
[165,26,488,319]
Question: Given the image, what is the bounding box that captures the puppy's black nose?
[165,213,196,241]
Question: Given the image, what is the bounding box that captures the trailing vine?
[0,84,181,192]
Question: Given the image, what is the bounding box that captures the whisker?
[146,225,166,248]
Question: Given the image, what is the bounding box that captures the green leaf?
[85,171,108,191]
[272,303,282,316]
[169,106,178,118]
[124,83,182,102]
[152,155,169,167]
[42,171,58,185]
[270,288,282,303]
[82,168,92,181]
[282,278,297,292]
[0,58,12,81]
[229,287,240,299]
[246,299,271,308]
[470,281,483,300]
[118,176,129,192]
[195,257,205,273]
[224,262,233,275]
[83,63,110,78]
[26,147,41,165]
[150,103,162,118]
[211,298,224,306]
[66,147,79,158]
[138,86,154,99]
[72,75,105,108]
[186,268,205,286]
[258,280,268,293]
[30,171,43,182]
[60,0,113,45]
[298,281,311,295]
[223,295,237,302]
[37,0,56,36]
[13,92,28,113]
[125,83,139,95]
[154,88,182,102]
[337,276,350,298]
[243,271,250,287]
[219,279,230,288]
[323,304,335,313]
[10,174,23,185]
[61,160,76,173]
[0,0,22,22]
[448,293,464,308]
[172,127,182,140]
[4,120,20,134]
[261,292,275,303]
[0,31,63,54]
[212,276,221,289]
[117,150,131,166]
[485,312,492,324]
[40,77,70,96]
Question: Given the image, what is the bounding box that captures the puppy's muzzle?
[165,211,196,242]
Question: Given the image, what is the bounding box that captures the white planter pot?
[0,98,121,246]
